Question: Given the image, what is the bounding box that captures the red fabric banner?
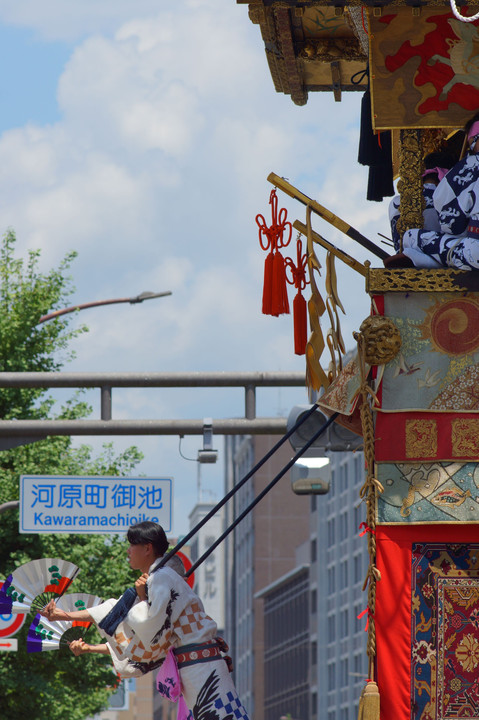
[376,525,477,720]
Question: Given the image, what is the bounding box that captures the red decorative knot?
[285,234,309,355]
[256,189,291,317]
[359,522,376,536]
[357,607,374,631]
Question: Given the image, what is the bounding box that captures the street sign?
[0,581,25,638]
[0,638,18,651]
[20,475,172,534]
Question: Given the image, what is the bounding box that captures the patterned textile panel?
[376,292,479,413]
[376,462,479,524]
[369,7,479,130]
[376,526,479,720]
[375,412,479,462]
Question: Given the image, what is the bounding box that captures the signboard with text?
[20,475,172,534]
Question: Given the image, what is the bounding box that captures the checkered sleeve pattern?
[214,690,250,719]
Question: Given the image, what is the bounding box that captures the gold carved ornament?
[396,130,425,248]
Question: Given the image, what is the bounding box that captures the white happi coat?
[89,562,217,678]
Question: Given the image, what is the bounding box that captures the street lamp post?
[0,289,173,512]
[38,291,172,324]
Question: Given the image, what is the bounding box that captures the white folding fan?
[0,558,80,614]
[27,592,103,653]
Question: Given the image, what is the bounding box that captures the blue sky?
[0,0,389,536]
[0,26,68,129]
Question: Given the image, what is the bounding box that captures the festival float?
[242,1,479,719]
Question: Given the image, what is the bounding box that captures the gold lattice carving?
[366,268,471,293]
[396,129,425,244]
[421,128,454,157]
[358,316,401,365]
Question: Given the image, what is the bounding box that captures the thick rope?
[450,0,479,21]
[355,331,383,680]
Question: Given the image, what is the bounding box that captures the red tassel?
[256,190,292,317]
[262,252,273,315]
[285,235,309,354]
[271,251,290,316]
[293,292,307,354]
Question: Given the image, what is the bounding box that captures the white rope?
[450,0,479,22]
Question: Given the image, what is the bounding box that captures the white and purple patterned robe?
[402,154,479,269]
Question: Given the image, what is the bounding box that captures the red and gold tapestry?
[376,526,479,720]
[369,7,479,129]
[375,411,479,462]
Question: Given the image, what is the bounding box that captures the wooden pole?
[293,220,367,277]
[268,172,390,261]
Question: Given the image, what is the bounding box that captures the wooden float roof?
[237,1,477,106]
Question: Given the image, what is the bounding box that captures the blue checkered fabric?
[214,691,250,719]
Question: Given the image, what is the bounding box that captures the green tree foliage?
[0,230,145,720]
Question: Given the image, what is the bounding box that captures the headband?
[468,120,479,140]
[422,166,450,182]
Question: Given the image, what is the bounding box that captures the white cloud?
[0,0,391,533]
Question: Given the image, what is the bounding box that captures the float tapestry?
[369,7,479,129]
[376,462,479,523]
[412,542,479,720]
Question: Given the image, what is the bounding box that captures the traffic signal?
[287,404,362,455]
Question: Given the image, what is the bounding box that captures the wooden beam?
[293,220,367,277]
[330,61,342,102]
[268,172,390,260]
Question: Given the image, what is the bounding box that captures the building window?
[340,559,348,588]
[340,658,349,686]
[340,463,348,493]
[328,518,335,547]
[354,503,363,533]
[328,615,336,643]
[354,454,364,485]
[311,588,317,614]
[311,640,317,666]
[354,652,365,679]
[328,663,336,691]
[355,604,364,633]
[339,511,348,540]
[311,494,317,512]
[354,554,362,585]
[340,609,349,638]
[311,538,317,563]
[328,566,336,594]
[312,691,318,715]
